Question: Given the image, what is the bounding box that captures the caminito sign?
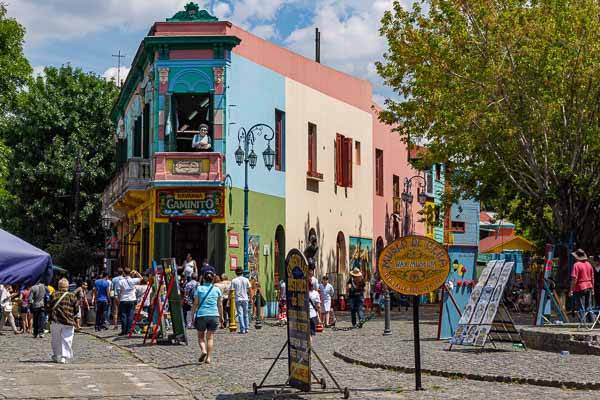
[156,189,224,219]
[378,235,450,296]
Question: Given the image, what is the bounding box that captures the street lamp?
[234,123,276,330]
[402,174,427,391]
[384,175,427,337]
[101,213,112,274]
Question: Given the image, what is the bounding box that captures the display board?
[451,260,516,348]
[285,249,311,392]
[438,245,478,339]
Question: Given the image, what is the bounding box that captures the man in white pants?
[48,279,80,363]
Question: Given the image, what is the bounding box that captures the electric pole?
[112,50,126,87]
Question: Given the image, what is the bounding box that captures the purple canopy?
[0,229,53,285]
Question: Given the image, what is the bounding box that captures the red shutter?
[335,134,343,185]
[343,137,353,187]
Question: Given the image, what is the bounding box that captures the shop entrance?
[172,220,208,268]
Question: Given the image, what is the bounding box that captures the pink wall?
[150,21,373,113]
[372,105,425,260]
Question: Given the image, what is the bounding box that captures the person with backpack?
[347,268,366,328]
[192,271,223,364]
[184,273,200,328]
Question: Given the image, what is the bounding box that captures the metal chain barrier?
[331,311,377,332]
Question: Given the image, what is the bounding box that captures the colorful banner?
[156,189,224,219]
[285,249,311,392]
[378,235,450,295]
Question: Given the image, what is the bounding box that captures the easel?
[535,244,569,325]
[449,260,526,352]
[252,340,350,399]
[254,249,349,399]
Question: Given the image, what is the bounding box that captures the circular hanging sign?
[378,235,450,295]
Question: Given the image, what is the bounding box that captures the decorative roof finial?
[166,2,218,22]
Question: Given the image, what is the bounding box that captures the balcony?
[103,158,151,208]
[153,152,223,183]
[102,153,224,210]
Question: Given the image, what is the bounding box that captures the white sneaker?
[59,357,66,364]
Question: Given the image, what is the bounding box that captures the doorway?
[172,220,208,268]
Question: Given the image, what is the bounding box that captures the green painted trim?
[111,35,241,121]
[166,3,218,22]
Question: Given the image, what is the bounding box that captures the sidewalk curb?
[333,350,600,391]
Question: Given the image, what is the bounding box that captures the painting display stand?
[131,259,187,346]
[449,260,526,352]
[252,340,350,399]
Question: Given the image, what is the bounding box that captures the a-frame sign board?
[449,260,526,351]
[252,249,350,399]
[534,244,569,325]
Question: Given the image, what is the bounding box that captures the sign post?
[378,235,450,391]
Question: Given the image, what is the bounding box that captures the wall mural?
[349,237,372,279]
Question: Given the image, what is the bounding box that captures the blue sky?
[7,0,409,104]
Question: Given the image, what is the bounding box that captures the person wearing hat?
[570,249,595,322]
[347,268,366,328]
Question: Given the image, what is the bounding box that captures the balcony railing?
[154,152,223,183]
[103,158,152,208]
[103,153,224,210]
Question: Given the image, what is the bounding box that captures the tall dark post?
[243,136,250,279]
[315,28,321,63]
[72,154,81,235]
[383,289,392,335]
[413,295,422,390]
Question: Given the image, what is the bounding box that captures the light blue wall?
[226,53,286,198]
[451,199,480,247]
[433,164,446,244]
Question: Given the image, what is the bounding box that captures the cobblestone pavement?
[76,307,600,400]
[0,326,192,399]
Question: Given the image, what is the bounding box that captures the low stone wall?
[520,327,600,355]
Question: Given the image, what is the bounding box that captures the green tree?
[0,4,31,114]
[378,0,600,250]
[1,65,118,272]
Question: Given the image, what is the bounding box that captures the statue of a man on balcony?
[192,124,212,151]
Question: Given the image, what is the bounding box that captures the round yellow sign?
[378,235,450,295]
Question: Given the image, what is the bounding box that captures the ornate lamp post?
[234,124,276,330]
[403,175,427,390]
[383,176,427,337]
[102,213,112,274]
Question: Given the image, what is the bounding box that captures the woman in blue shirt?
[191,271,223,364]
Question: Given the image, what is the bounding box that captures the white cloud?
[229,0,286,24]
[6,0,207,45]
[32,65,46,78]
[103,66,131,85]
[284,0,411,98]
[251,24,277,40]
[213,2,231,19]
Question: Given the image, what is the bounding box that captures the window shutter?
[343,137,353,187]
[335,134,343,185]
